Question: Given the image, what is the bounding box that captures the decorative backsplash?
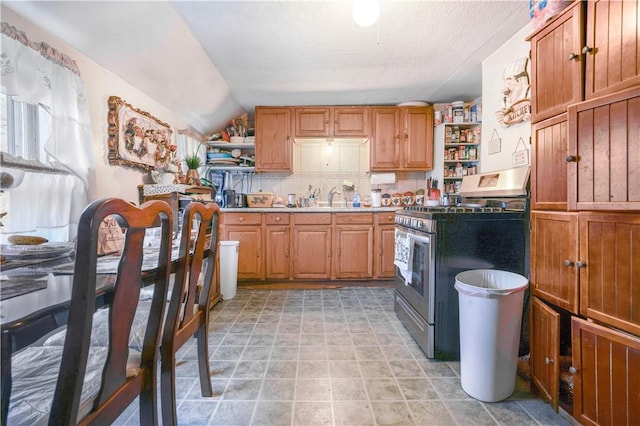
[241,139,428,203]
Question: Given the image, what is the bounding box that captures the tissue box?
[246,192,274,208]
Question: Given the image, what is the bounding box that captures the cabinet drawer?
[265,213,290,225]
[293,213,331,225]
[335,213,373,224]
[222,212,262,225]
[375,212,396,225]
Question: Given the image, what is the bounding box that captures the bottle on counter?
[352,187,361,208]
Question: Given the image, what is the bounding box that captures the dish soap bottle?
[352,187,361,208]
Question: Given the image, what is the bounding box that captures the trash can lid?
[455,269,528,298]
[220,240,240,246]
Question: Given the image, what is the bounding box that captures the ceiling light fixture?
[352,0,380,27]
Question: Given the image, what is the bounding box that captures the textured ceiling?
[4,1,531,135]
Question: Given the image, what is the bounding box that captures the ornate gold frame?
[107,96,172,171]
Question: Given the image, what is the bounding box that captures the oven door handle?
[409,233,431,245]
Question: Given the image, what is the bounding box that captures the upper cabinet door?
[255,107,293,172]
[370,107,401,171]
[584,0,640,100]
[528,1,584,123]
[402,106,434,170]
[333,107,369,137]
[567,86,640,211]
[295,107,332,138]
[531,113,569,211]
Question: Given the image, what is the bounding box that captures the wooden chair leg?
[160,352,178,426]
[196,323,213,396]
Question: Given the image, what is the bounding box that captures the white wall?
[480,22,534,172]
[2,6,196,204]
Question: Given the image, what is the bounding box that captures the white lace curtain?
[1,22,94,241]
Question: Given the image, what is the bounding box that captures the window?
[1,93,50,165]
[1,93,85,242]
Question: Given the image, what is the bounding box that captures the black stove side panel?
[433,214,529,360]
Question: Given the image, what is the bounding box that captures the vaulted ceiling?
[4,1,530,135]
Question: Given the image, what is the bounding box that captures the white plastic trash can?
[219,241,239,300]
[454,269,529,402]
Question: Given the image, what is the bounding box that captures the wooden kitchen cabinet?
[370,106,434,171]
[403,106,434,170]
[530,297,561,412]
[578,212,640,337]
[584,0,640,100]
[255,106,293,172]
[567,86,640,211]
[292,213,332,279]
[294,106,369,138]
[531,114,569,211]
[530,211,580,314]
[374,212,396,278]
[527,1,584,124]
[370,107,401,170]
[571,317,640,426]
[264,213,290,280]
[334,213,373,279]
[221,212,263,280]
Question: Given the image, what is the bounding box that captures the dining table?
[0,239,184,420]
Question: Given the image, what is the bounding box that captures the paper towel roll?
[370,173,396,185]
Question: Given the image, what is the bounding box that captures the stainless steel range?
[394,167,530,360]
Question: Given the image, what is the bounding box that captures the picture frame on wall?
[107,96,173,171]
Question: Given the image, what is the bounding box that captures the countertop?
[221,206,400,213]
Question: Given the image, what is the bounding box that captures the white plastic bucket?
[219,241,239,300]
[454,269,529,402]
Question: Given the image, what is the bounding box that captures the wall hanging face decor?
[496,57,531,127]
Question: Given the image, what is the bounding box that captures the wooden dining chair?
[160,201,220,425]
[5,198,173,425]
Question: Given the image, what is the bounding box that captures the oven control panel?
[395,215,435,233]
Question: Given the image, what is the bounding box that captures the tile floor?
[115,287,578,425]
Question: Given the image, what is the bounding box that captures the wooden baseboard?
[238,280,394,290]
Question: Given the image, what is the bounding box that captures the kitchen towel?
[393,229,413,285]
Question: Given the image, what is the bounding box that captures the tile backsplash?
[231,139,427,203]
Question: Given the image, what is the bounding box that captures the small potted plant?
[183,145,203,185]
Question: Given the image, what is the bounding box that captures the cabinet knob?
[582,45,593,55]
[569,366,578,374]
[576,261,586,268]
[566,155,577,162]
[544,357,554,365]
[564,259,574,267]
[568,52,580,61]
[276,216,281,222]
[239,217,245,222]
[325,120,330,124]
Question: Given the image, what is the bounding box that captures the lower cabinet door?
[224,225,262,280]
[571,317,640,426]
[334,225,373,279]
[530,297,561,411]
[265,226,290,279]
[292,226,331,279]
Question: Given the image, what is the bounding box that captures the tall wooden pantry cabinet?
[527,1,640,424]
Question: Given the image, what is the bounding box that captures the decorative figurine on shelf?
[223,117,247,143]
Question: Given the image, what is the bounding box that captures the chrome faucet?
[328,187,341,207]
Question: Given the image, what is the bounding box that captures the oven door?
[395,231,435,324]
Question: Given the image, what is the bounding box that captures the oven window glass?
[408,240,429,296]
